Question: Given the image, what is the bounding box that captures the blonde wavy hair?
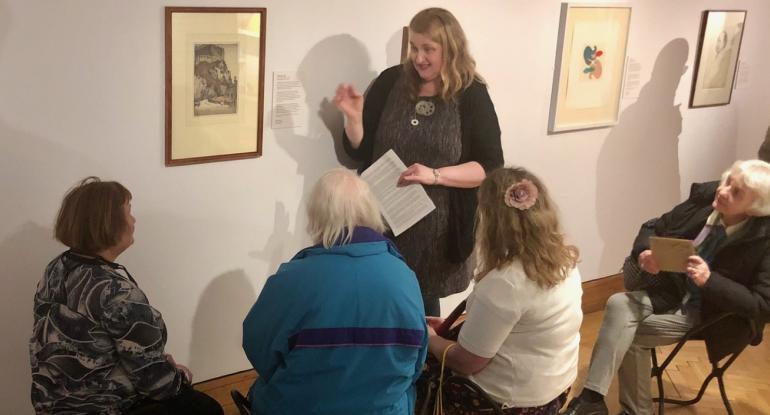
[404,7,483,100]
[306,168,386,248]
[475,167,579,288]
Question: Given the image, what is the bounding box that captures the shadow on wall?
[270,34,376,252]
[594,38,689,275]
[0,5,103,412]
[189,269,256,381]
[249,201,293,276]
[0,223,60,415]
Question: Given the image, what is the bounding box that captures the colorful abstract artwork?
[548,4,631,133]
[583,45,603,78]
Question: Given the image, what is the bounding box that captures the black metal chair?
[650,312,759,415]
[230,389,251,415]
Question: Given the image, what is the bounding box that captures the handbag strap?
[434,343,457,415]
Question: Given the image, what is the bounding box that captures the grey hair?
[721,159,770,216]
[306,168,386,247]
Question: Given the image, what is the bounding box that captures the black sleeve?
[631,218,659,259]
[630,182,717,258]
[461,82,503,173]
[703,243,770,320]
[343,66,401,168]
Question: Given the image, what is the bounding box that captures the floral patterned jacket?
[30,251,185,415]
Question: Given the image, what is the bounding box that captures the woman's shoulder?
[478,261,528,289]
[458,79,494,111]
[373,64,403,86]
[380,64,403,78]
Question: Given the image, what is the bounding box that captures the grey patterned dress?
[29,251,185,414]
[372,79,474,298]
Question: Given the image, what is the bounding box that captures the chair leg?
[659,372,714,406]
[716,373,735,415]
[654,349,745,411]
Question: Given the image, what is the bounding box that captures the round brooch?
[415,100,435,117]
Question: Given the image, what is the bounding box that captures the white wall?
[2,1,769,413]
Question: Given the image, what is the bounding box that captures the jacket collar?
[721,214,770,247]
[292,227,404,261]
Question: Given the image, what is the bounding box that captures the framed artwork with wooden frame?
[401,26,409,62]
[689,10,746,108]
[165,7,266,166]
[548,3,632,133]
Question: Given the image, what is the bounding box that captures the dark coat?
[631,181,770,360]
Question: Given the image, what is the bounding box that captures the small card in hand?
[649,236,695,273]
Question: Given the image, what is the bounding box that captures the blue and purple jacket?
[242,227,427,415]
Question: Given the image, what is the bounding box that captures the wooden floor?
[195,311,770,415]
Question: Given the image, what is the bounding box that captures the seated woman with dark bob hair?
[564,160,770,415]
[242,168,428,415]
[29,177,222,415]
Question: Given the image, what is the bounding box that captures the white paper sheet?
[361,150,436,236]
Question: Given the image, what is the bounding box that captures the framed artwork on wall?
[548,3,632,133]
[165,7,266,166]
[689,10,746,108]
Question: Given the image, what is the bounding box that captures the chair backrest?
[230,389,251,415]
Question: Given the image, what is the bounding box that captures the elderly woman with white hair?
[564,159,770,415]
[242,168,427,415]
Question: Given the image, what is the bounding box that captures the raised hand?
[333,83,364,119]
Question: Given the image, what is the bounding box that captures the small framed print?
[689,10,746,108]
[548,3,632,133]
[165,7,266,166]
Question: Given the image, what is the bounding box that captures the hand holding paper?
[361,150,436,236]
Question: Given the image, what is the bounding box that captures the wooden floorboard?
[195,311,770,415]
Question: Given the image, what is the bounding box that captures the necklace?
[410,99,435,126]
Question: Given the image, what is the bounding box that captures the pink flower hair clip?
[504,179,538,210]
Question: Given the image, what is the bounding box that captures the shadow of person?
[595,38,689,275]
[188,270,256,381]
[271,34,376,249]
[249,201,293,275]
[0,223,60,415]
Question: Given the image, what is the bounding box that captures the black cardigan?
[343,65,504,262]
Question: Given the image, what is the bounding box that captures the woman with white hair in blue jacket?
[242,168,428,415]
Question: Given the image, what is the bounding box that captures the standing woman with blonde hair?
[334,7,504,316]
[425,167,583,414]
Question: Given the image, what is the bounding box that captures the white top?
[458,261,583,407]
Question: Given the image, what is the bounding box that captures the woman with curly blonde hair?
[425,167,583,414]
[334,7,504,316]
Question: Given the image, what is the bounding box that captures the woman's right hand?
[638,249,660,275]
[166,354,193,384]
[425,316,444,337]
[333,83,363,119]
